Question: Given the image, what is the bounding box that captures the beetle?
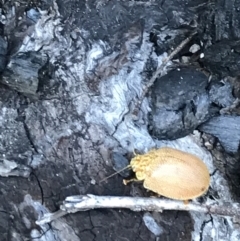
[124,147,210,200]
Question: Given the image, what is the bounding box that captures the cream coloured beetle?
[124,147,210,200]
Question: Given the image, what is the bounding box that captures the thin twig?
[133,31,197,114]
[36,194,240,225]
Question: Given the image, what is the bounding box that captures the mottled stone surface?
[0,0,240,241]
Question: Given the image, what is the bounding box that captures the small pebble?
[189,44,200,53]
[143,212,163,236]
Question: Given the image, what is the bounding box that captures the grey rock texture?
[199,116,240,153]
[209,81,236,108]
[0,0,240,241]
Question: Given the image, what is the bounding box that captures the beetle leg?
[123,178,142,185]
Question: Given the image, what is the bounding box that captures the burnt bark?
[0,0,240,241]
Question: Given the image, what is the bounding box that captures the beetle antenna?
[100,165,131,183]
[100,118,137,183]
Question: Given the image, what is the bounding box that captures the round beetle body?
[130,147,210,200]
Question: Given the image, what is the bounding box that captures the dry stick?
[36,194,240,225]
[134,31,197,113]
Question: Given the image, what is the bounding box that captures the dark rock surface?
[0,0,240,241]
[203,40,240,78]
[149,67,212,140]
[149,67,236,140]
[0,36,7,72]
[1,52,47,98]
